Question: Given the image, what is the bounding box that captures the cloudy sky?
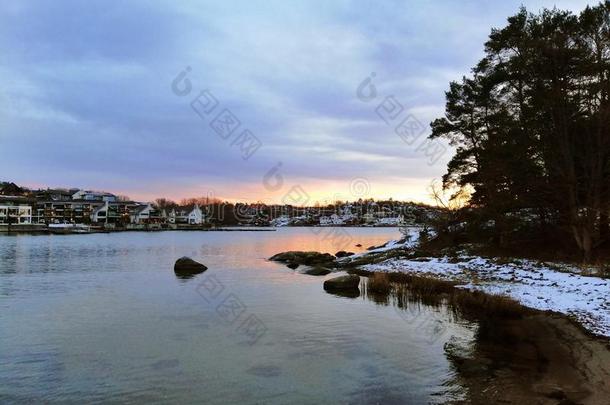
[0,0,594,204]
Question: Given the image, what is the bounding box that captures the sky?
[0,0,595,205]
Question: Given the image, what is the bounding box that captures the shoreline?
[0,224,407,235]
[353,254,610,338]
[339,241,610,404]
[359,271,610,404]
[270,233,610,403]
[337,234,610,339]
[450,312,610,404]
[0,227,279,235]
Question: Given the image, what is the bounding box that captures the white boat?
[48,223,91,234]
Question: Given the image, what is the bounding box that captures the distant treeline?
[430,3,610,261]
[155,197,438,226]
[1,181,439,226]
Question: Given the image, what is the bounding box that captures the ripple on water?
[0,229,473,404]
[246,365,282,378]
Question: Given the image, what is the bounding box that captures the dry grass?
[360,269,529,321]
[390,273,456,295]
[449,290,527,320]
[366,273,391,294]
[393,276,456,308]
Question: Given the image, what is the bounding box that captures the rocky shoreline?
[269,238,610,404]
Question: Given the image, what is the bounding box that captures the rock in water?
[304,266,332,276]
[174,257,208,278]
[269,251,336,267]
[323,275,360,292]
[335,251,354,258]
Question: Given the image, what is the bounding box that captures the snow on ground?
[362,255,610,338]
[344,227,421,260]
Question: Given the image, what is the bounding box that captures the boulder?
[335,250,355,258]
[174,257,208,278]
[286,262,300,270]
[269,251,336,267]
[455,358,491,377]
[323,275,361,292]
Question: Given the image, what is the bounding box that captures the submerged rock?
[246,364,282,378]
[335,251,355,258]
[174,257,208,278]
[323,275,360,292]
[269,251,336,267]
[443,336,491,376]
[443,336,473,362]
[150,359,180,370]
[545,387,567,400]
[304,266,332,276]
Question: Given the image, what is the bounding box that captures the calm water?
[0,227,475,404]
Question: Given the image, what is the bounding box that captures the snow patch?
[363,255,610,337]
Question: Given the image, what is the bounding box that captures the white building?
[130,204,154,224]
[186,205,204,224]
[0,203,33,225]
[169,204,205,225]
[72,190,117,202]
[377,216,400,226]
[270,215,291,227]
[319,214,344,226]
[362,212,376,224]
[91,201,109,223]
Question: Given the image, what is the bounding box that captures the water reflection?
[174,273,198,281]
[355,271,610,404]
[324,289,361,299]
[0,228,479,404]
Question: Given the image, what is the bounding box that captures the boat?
[48,223,91,234]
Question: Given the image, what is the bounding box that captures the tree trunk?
[572,224,594,263]
[600,212,609,243]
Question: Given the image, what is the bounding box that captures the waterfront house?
[270,215,291,227]
[91,202,109,224]
[38,200,104,224]
[377,216,400,226]
[319,215,332,226]
[362,212,376,224]
[0,196,33,225]
[168,204,205,225]
[130,203,162,224]
[90,201,133,225]
[167,209,175,224]
[320,214,345,226]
